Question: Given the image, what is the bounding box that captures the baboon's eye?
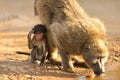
[97,57,100,60]
[97,56,104,59]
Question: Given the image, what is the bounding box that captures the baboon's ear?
[88,45,91,49]
[83,44,90,53]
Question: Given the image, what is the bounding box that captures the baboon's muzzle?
[93,59,105,75]
[94,67,104,75]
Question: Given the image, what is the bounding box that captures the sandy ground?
[0,0,120,80]
[0,32,119,80]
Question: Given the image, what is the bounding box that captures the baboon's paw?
[63,68,75,73]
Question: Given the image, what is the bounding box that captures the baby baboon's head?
[82,39,108,75]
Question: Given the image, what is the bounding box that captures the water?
[104,67,120,80]
[77,65,120,80]
[77,75,104,80]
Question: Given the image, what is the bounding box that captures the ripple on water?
[77,65,120,80]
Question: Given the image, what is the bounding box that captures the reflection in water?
[104,67,120,80]
[77,75,104,80]
[77,65,120,80]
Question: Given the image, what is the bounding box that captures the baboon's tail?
[16,51,30,55]
[34,0,38,16]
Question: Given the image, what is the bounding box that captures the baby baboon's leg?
[40,55,46,65]
[31,47,37,63]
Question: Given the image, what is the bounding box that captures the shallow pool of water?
[77,65,120,80]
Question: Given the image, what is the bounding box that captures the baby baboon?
[27,24,48,65]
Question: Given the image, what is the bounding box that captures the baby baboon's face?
[82,39,108,75]
[35,32,44,40]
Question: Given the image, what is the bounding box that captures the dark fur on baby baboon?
[34,0,108,75]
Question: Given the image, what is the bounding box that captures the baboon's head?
[82,39,108,75]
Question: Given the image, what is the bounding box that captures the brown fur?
[34,0,108,75]
[27,30,48,65]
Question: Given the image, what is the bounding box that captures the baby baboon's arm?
[27,31,34,49]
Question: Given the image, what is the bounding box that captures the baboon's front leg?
[49,22,74,70]
[59,49,74,72]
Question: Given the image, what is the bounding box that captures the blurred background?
[79,0,120,39]
[0,0,38,32]
[0,0,120,39]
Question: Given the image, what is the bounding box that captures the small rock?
[113,57,119,61]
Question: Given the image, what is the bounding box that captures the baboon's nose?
[93,61,105,75]
[94,68,104,75]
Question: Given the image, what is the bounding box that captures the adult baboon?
[34,0,108,75]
